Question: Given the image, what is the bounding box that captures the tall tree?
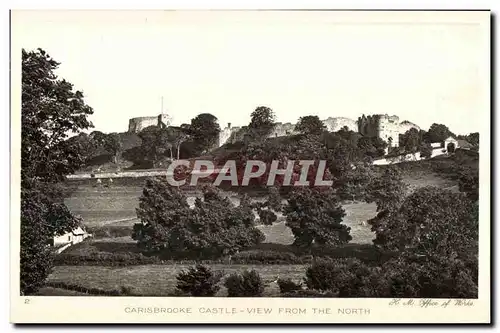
[427,123,454,144]
[138,126,171,167]
[167,126,190,160]
[189,113,221,154]
[22,48,94,182]
[400,128,421,154]
[284,187,351,248]
[63,132,97,167]
[21,48,93,294]
[294,115,326,135]
[103,132,122,164]
[247,106,276,141]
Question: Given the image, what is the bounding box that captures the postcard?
[10,9,491,324]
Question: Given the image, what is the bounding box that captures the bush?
[231,250,301,264]
[224,269,265,297]
[304,258,381,297]
[419,143,433,159]
[257,209,277,225]
[53,251,161,266]
[281,290,338,298]
[277,278,302,294]
[46,281,132,296]
[86,225,133,238]
[378,254,478,298]
[176,264,223,297]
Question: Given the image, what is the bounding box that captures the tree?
[21,48,93,295]
[458,166,479,202]
[89,131,107,146]
[103,133,122,163]
[138,126,171,167]
[419,142,433,159]
[295,116,326,135]
[357,136,387,158]
[167,126,190,160]
[337,162,376,201]
[400,128,421,154]
[189,113,221,154]
[22,48,94,182]
[427,123,454,143]
[133,180,265,257]
[284,187,351,248]
[366,166,407,213]
[247,106,276,140]
[371,186,478,258]
[63,132,97,167]
[21,181,82,294]
[365,167,408,245]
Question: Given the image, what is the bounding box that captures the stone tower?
[158,113,172,129]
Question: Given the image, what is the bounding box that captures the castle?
[128,113,172,133]
[127,113,420,149]
[218,114,419,148]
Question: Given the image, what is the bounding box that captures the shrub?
[176,264,223,297]
[120,286,134,295]
[86,225,133,238]
[224,269,265,297]
[231,250,301,264]
[304,258,381,297]
[45,281,129,296]
[378,254,478,298]
[53,251,160,266]
[257,209,278,225]
[419,143,433,159]
[277,278,302,294]
[281,290,338,298]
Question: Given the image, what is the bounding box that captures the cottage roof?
[457,139,474,149]
[72,227,87,235]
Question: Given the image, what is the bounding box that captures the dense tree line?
[21,48,94,294]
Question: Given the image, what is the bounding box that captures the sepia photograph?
[10,9,491,324]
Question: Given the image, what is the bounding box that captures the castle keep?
[128,113,171,133]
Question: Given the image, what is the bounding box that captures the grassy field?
[46,264,306,297]
[47,157,465,296]
[65,183,379,244]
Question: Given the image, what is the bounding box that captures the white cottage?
[444,136,459,153]
[52,227,92,247]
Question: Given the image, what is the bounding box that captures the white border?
[3,1,497,331]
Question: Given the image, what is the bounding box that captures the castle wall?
[398,121,421,135]
[128,113,172,133]
[323,117,357,132]
[377,115,401,147]
[128,116,159,133]
[158,113,172,128]
[128,113,419,152]
[270,123,297,137]
[357,115,380,137]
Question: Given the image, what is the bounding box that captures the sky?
[12,10,489,135]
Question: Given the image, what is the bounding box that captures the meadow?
[41,158,460,296]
